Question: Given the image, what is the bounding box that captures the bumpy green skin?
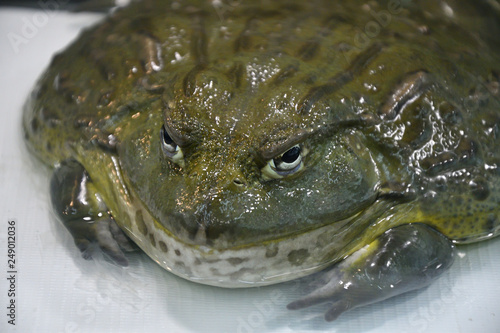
[24,0,499,285]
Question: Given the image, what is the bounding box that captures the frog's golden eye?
[262,145,304,179]
[160,125,184,165]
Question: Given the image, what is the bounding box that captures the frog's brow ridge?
[162,102,198,146]
[258,128,313,161]
[257,112,377,160]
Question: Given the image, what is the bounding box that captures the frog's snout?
[185,154,251,194]
[169,162,268,239]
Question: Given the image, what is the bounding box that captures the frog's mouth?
[130,158,380,250]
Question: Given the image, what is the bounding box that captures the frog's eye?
[262,145,304,179]
[160,125,184,165]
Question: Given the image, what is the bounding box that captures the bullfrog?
[22,0,500,322]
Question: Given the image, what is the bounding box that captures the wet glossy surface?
[3,5,500,332]
[22,0,500,287]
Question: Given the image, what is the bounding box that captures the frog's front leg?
[50,159,135,266]
[287,223,455,321]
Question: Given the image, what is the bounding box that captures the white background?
[0,5,499,333]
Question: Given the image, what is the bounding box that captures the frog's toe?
[288,297,350,322]
[67,217,131,266]
[95,218,130,266]
[108,218,136,252]
[324,301,351,322]
[74,238,92,260]
[287,223,455,321]
[287,267,355,321]
[287,269,341,309]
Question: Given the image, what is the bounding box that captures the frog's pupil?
[162,126,174,145]
[281,146,300,163]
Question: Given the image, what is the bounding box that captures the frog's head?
[120,57,381,249]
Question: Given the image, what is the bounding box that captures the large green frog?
[23,0,500,321]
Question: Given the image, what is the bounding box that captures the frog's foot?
[50,159,135,266]
[64,215,134,266]
[287,223,455,321]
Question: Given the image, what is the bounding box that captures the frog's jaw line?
[130,209,315,287]
[122,198,354,288]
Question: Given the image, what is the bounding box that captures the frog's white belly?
[124,196,339,287]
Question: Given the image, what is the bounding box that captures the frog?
[22,0,500,322]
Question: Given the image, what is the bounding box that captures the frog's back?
[374,89,500,244]
[23,0,500,243]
